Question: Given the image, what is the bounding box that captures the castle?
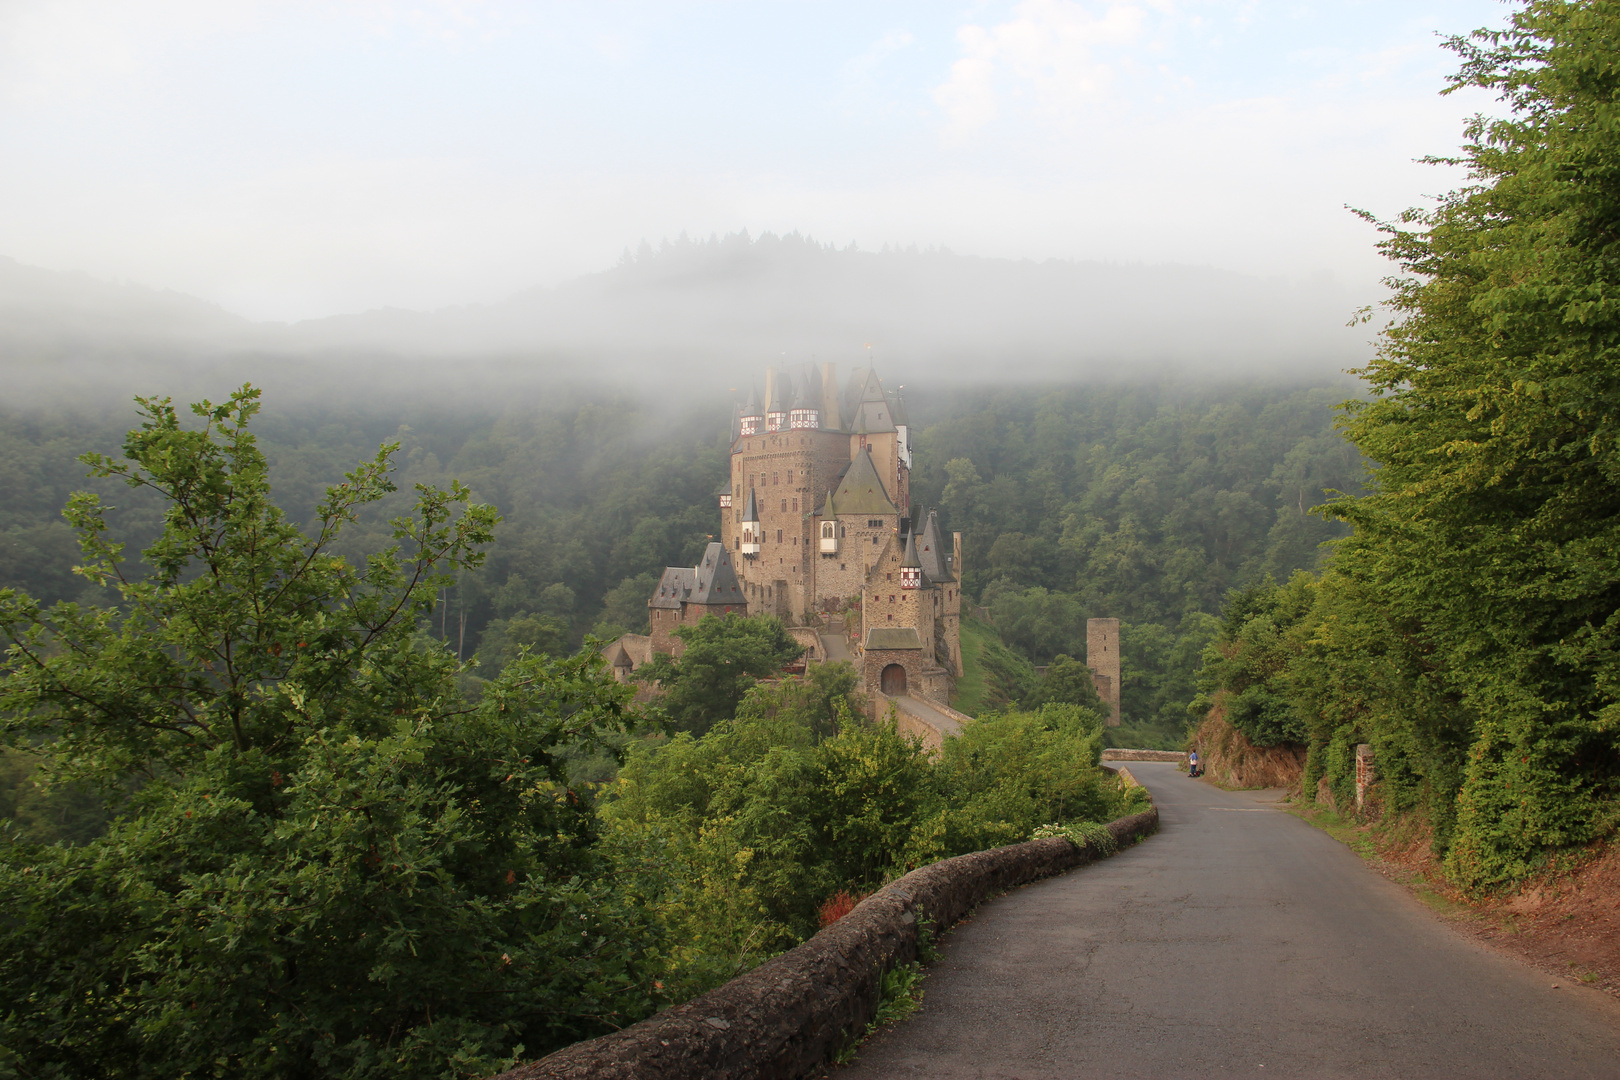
[635,362,963,707]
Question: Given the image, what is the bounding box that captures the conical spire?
[742,485,761,524]
[901,530,921,568]
[741,384,762,418]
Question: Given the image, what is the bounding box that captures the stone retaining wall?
[492,805,1160,1080]
[1101,748,1187,763]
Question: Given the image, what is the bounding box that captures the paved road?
[840,762,1620,1079]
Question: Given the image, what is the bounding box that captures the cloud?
[933,0,1151,142]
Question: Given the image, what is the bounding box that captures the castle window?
[840,563,846,570]
[772,472,779,485]
[787,470,793,484]
[792,497,799,512]
[887,613,894,621]
[886,573,892,581]
[777,529,783,543]
[889,595,895,603]
[867,519,883,528]
[781,499,787,512]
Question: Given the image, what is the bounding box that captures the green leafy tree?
[635,614,804,734]
[0,389,656,1080]
[1026,654,1106,713]
[1326,1,1620,887]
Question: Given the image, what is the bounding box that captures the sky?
[0,0,1515,322]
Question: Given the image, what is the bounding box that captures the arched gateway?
[880,663,907,696]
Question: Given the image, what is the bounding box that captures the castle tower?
[649,359,960,706]
[1086,617,1122,727]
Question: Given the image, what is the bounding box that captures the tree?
[0,388,657,1079]
[635,614,804,735]
[1328,1,1620,887]
[1026,654,1106,713]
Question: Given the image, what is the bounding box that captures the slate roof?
[847,366,897,433]
[917,508,951,581]
[901,530,923,570]
[742,485,761,523]
[865,627,923,650]
[830,448,897,516]
[740,385,762,418]
[649,566,696,610]
[690,542,744,605]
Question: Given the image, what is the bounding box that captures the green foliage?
[476,611,570,675]
[1027,654,1104,711]
[974,633,1038,710]
[634,614,805,735]
[1031,819,1121,857]
[600,689,1136,1001]
[1302,1,1620,888]
[0,389,658,1079]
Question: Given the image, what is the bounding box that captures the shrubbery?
[600,688,1141,1001]
[0,390,1143,1077]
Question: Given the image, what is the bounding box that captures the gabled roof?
[649,566,696,610]
[742,485,761,523]
[865,627,923,650]
[831,448,897,516]
[691,542,745,605]
[713,480,731,497]
[917,508,951,581]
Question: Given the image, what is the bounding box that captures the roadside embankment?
[490,805,1159,1080]
[1189,709,1305,789]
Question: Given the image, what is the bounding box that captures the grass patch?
[951,618,999,717]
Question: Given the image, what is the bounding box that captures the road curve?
[836,761,1620,1079]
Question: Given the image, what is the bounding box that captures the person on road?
[1188,750,1199,778]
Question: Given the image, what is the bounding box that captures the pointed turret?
[739,385,763,437]
[818,489,839,553]
[789,369,820,430]
[917,508,951,581]
[849,366,897,433]
[900,531,923,590]
[740,487,762,556]
[765,371,788,432]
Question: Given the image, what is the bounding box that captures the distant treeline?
[0,376,1359,742]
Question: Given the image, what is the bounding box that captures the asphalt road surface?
[838,761,1620,1079]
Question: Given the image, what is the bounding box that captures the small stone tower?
[1086,617,1121,727]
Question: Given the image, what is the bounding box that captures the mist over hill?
[0,233,1370,408]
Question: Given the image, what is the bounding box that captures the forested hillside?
[0,376,1359,745]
